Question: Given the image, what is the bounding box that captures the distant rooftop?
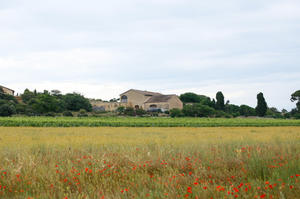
[120,89,162,96]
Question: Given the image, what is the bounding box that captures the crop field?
[0,117,300,127]
[0,127,299,198]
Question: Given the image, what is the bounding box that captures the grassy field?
[0,117,300,127]
[0,127,299,198]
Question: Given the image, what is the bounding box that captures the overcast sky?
[1,0,300,110]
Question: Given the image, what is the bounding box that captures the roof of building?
[0,85,14,92]
[145,95,177,103]
[120,89,162,96]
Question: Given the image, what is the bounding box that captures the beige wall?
[144,96,183,111]
[144,102,169,110]
[90,100,129,112]
[168,96,183,110]
[120,90,152,109]
[1,87,14,95]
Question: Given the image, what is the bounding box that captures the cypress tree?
[255,92,267,117]
[216,91,225,110]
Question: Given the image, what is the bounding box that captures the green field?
[0,116,299,127]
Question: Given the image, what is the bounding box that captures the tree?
[63,93,92,112]
[225,104,240,117]
[255,92,268,117]
[21,89,36,103]
[179,93,201,103]
[291,90,300,111]
[198,95,215,107]
[240,105,256,117]
[51,90,62,96]
[182,104,214,117]
[215,91,225,110]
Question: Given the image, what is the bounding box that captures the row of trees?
[1,87,300,118]
[170,91,300,119]
[0,88,92,116]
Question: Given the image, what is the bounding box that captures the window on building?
[150,104,157,108]
[121,95,128,103]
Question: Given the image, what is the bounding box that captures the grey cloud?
[1,0,300,110]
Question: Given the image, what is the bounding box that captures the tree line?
[170,91,300,119]
[0,87,299,119]
[0,88,91,117]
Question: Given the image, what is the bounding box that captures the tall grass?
[0,127,299,198]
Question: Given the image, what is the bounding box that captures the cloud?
[0,0,299,110]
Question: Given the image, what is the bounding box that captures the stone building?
[143,95,183,112]
[90,89,183,112]
[120,89,183,111]
[0,85,14,95]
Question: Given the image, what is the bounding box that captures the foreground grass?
[0,127,299,198]
[0,117,300,127]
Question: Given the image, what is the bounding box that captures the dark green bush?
[63,111,73,117]
[170,108,183,118]
[124,107,135,116]
[0,104,16,116]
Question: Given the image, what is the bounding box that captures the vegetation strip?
[0,117,300,127]
[0,127,299,198]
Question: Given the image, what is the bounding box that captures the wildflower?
[268,185,273,189]
[203,186,207,190]
[260,194,266,198]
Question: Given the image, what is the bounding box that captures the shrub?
[0,104,16,116]
[170,108,183,118]
[294,113,300,119]
[78,109,88,117]
[116,106,125,114]
[124,107,135,116]
[44,112,56,117]
[215,111,228,118]
[63,111,73,117]
[135,108,147,116]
